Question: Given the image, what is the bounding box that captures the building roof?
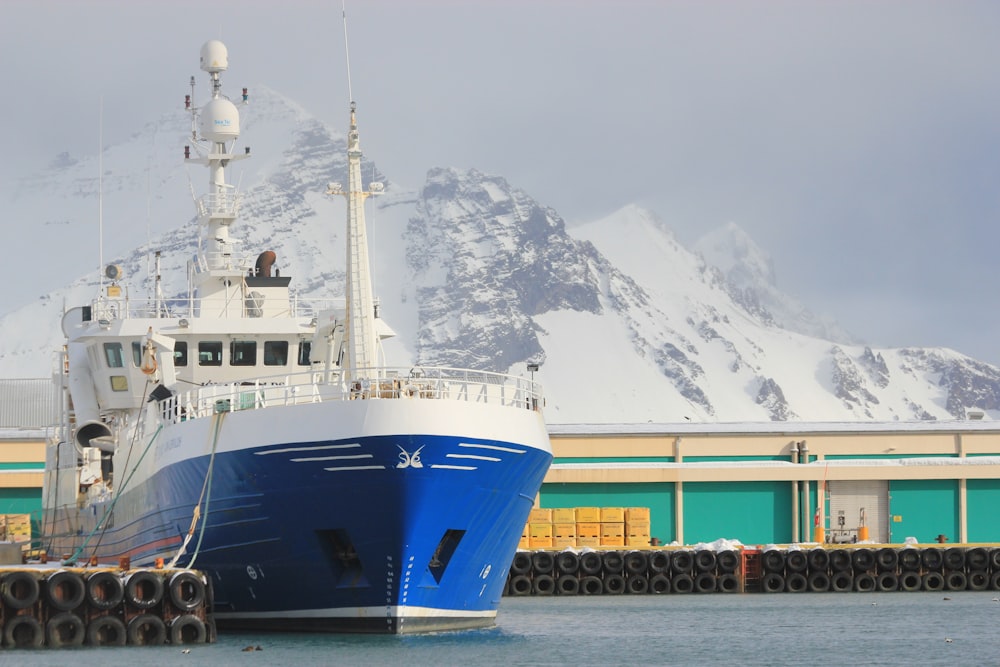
[0,378,59,430]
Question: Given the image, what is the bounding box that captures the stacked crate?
[519,506,652,549]
[4,514,31,544]
[626,507,651,546]
[552,508,577,548]
[600,507,625,547]
[527,508,553,548]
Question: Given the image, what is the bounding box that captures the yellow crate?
[576,522,601,538]
[601,507,626,523]
[529,536,553,549]
[553,523,577,539]
[529,523,552,538]
[627,536,653,547]
[626,520,651,535]
[601,523,624,538]
[518,535,531,550]
[528,508,552,523]
[552,508,576,523]
[600,535,626,547]
[576,535,601,547]
[553,536,578,549]
[625,507,650,522]
[575,507,601,523]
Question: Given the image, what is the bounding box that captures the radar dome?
[199,97,240,142]
[200,40,228,73]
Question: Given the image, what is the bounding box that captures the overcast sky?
[4,0,1000,365]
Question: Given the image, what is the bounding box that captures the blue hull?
[51,429,551,634]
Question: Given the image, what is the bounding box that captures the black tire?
[86,615,127,646]
[4,615,43,648]
[717,573,740,593]
[876,548,898,572]
[624,551,649,575]
[46,612,85,647]
[555,551,579,575]
[603,573,625,595]
[922,572,945,592]
[717,550,739,574]
[762,550,785,574]
[510,552,532,575]
[672,573,694,594]
[556,575,579,595]
[695,550,717,573]
[852,548,875,573]
[876,572,898,592]
[579,552,602,576]
[899,572,921,592]
[532,574,555,596]
[671,551,694,574]
[648,551,670,574]
[945,571,967,591]
[169,615,207,645]
[807,571,831,592]
[990,548,1000,571]
[830,550,852,573]
[509,574,531,596]
[626,574,649,594]
[807,549,830,573]
[762,573,784,593]
[967,547,988,571]
[531,551,554,575]
[786,551,807,573]
[694,572,716,593]
[46,570,86,611]
[968,570,989,591]
[602,551,624,574]
[899,548,921,571]
[649,573,671,594]
[943,548,965,572]
[1,571,39,609]
[127,614,167,646]
[921,548,943,570]
[86,571,124,610]
[830,572,853,593]
[579,575,603,595]
[991,571,1000,591]
[785,572,807,593]
[124,571,164,610]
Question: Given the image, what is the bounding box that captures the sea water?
[5,592,999,666]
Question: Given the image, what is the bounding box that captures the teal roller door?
[888,479,959,544]
[967,479,1000,542]
[683,481,792,545]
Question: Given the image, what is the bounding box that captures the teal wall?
[967,479,1000,542]
[889,479,959,543]
[683,481,793,545]
[540,482,675,543]
[0,488,41,515]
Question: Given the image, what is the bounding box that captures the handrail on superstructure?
[153,366,543,425]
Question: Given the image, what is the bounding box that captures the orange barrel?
[858,526,870,541]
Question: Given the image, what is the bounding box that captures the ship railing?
[85,295,346,321]
[194,190,242,219]
[155,366,543,425]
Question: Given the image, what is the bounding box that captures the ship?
[40,40,552,634]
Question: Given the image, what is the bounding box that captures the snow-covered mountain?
[3,87,1000,424]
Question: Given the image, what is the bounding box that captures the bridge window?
[103,343,125,368]
[231,340,257,366]
[198,341,223,366]
[174,342,188,367]
[264,341,288,366]
[131,342,142,367]
[297,341,312,366]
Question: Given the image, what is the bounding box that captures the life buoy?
[531,574,555,596]
[140,341,158,375]
[854,573,876,592]
[86,615,127,646]
[785,572,807,593]
[45,612,86,647]
[602,573,625,595]
[762,572,785,593]
[624,550,648,575]
[671,573,694,594]
[124,571,164,610]
[556,574,579,595]
[649,573,670,594]
[695,572,717,593]
[86,571,124,610]
[168,571,206,612]
[3,615,43,648]
[126,613,167,645]
[830,572,853,592]
[555,551,579,575]
[807,571,831,592]
[626,574,649,594]
[876,572,898,592]
[530,551,554,576]
[509,574,531,596]
[1,571,39,609]
[717,573,740,593]
[579,575,603,595]
[169,615,207,645]
[45,570,86,611]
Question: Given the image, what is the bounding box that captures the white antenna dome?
[200,40,229,73]
[199,97,240,142]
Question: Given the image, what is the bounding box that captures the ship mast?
[327,104,382,380]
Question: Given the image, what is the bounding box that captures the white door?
[828,480,888,543]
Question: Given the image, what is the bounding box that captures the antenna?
[342,0,354,102]
[98,97,104,294]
